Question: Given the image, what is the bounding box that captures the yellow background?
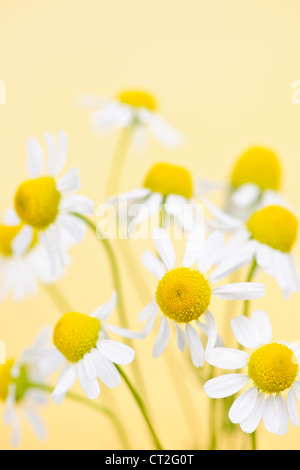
[1,0,300,450]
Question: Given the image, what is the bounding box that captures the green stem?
[73,213,128,328]
[43,283,73,314]
[31,382,130,449]
[116,366,163,450]
[105,126,134,198]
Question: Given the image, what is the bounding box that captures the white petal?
[204,374,249,399]
[91,349,121,388]
[209,250,253,283]
[141,111,183,147]
[185,323,204,367]
[203,311,218,354]
[104,324,143,339]
[138,299,158,322]
[229,387,258,424]
[141,250,166,280]
[90,291,117,320]
[183,225,206,268]
[206,348,249,369]
[153,228,176,270]
[11,226,34,257]
[212,282,265,300]
[128,192,163,233]
[250,310,272,345]
[203,197,242,231]
[231,184,260,208]
[287,387,299,427]
[97,340,135,365]
[174,323,186,352]
[26,137,45,177]
[152,316,170,357]
[82,352,99,382]
[23,406,46,440]
[263,394,280,434]
[198,231,225,273]
[231,315,261,349]
[275,394,289,435]
[57,168,81,194]
[77,360,100,399]
[240,393,265,433]
[52,364,77,401]
[108,188,150,204]
[57,214,86,242]
[60,194,95,215]
[38,348,65,374]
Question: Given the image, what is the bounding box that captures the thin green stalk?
[116,366,163,450]
[31,382,130,449]
[43,283,73,314]
[105,125,134,198]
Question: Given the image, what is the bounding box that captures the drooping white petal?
[263,394,280,434]
[212,282,265,300]
[82,352,99,382]
[153,228,176,270]
[141,251,166,280]
[203,198,242,231]
[57,168,81,194]
[59,194,95,215]
[206,348,249,370]
[38,348,65,374]
[240,393,265,433]
[274,394,289,435]
[287,387,299,427]
[128,192,163,234]
[57,214,86,243]
[91,349,121,388]
[204,373,249,399]
[139,110,183,148]
[185,323,204,367]
[104,323,143,339]
[229,387,258,424]
[231,184,260,208]
[23,405,46,440]
[97,340,135,365]
[174,323,186,352]
[52,364,77,401]
[77,360,100,400]
[203,311,218,354]
[152,316,170,357]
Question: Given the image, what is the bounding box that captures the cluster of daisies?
[1,89,300,447]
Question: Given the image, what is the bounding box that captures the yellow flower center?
[247,205,298,253]
[144,163,193,199]
[0,359,14,402]
[53,312,101,363]
[0,224,38,257]
[117,89,157,111]
[0,360,31,403]
[248,343,299,394]
[14,177,61,230]
[231,147,281,191]
[155,267,211,323]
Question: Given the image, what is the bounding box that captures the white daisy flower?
[0,211,66,301]
[139,227,265,367]
[40,292,137,403]
[105,162,206,237]
[226,146,282,221]
[79,89,183,150]
[205,191,300,297]
[10,131,94,271]
[0,329,51,446]
[204,310,300,436]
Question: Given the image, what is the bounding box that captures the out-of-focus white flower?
[40,292,137,403]
[204,310,300,436]
[139,227,265,367]
[10,131,94,271]
[0,329,51,446]
[205,191,300,297]
[79,89,183,151]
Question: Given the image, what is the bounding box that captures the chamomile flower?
[0,211,66,301]
[40,292,137,403]
[226,146,282,221]
[139,227,265,367]
[10,131,94,271]
[79,89,183,150]
[106,162,204,236]
[204,310,300,435]
[1,329,51,446]
[205,192,300,297]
